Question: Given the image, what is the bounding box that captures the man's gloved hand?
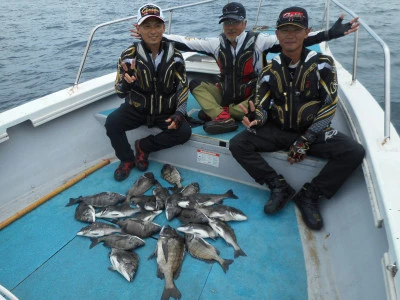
[167,113,184,129]
[288,131,317,164]
[328,14,359,39]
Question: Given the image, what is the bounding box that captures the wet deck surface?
[0,160,307,299]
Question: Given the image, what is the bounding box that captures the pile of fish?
[67,163,248,299]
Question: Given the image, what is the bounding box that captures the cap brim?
[218,14,244,24]
[138,15,165,25]
[276,22,307,29]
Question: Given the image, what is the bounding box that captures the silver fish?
[116,218,161,238]
[95,203,141,219]
[161,164,183,188]
[90,233,145,250]
[177,223,218,240]
[165,194,182,221]
[208,218,247,258]
[66,192,126,207]
[153,181,170,210]
[109,248,139,282]
[177,208,209,224]
[76,222,121,237]
[185,233,233,273]
[127,172,156,200]
[178,189,238,208]
[197,205,247,222]
[149,225,185,300]
[74,202,95,223]
[134,210,163,222]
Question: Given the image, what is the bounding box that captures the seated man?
[105,4,191,181]
[229,6,365,230]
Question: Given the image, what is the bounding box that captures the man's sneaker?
[293,183,323,230]
[203,107,238,134]
[197,110,211,122]
[264,175,295,214]
[114,161,135,181]
[135,140,149,172]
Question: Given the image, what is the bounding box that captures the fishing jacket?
[115,41,188,117]
[217,32,259,105]
[164,30,331,105]
[255,47,338,134]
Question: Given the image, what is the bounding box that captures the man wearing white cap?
[105,4,191,181]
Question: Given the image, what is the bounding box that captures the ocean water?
[0,0,399,131]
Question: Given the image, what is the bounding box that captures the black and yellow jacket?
[255,47,338,134]
[115,41,188,117]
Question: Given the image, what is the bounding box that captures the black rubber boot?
[293,183,323,230]
[264,175,295,214]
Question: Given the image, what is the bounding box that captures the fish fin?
[161,286,181,300]
[148,249,157,260]
[226,189,239,199]
[89,237,100,249]
[108,266,116,271]
[220,259,234,273]
[234,248,247,258]
[66,196,82,207]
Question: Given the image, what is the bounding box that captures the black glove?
[246,107,268,128]
[169,113,184,129]
[328,17,353,39]
[288,131,317,163]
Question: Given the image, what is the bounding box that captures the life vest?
[129,41,179,115]
[268,49,322,132]
[217,31,259,105]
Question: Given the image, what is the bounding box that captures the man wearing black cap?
[229,6,365,230]
[131,2,360,134]
[105,3,191,181]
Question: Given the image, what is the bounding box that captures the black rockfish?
[66,192,126,207]
[178,189,238,208]
[127,172,156,200]
[161,164,183,189]
[74,202,95,223]
[185,233,233,273]
[115,218,161,238]
[89,233,145,250]
[208,218,247,258]
[149,225,185,300]
[109,248,139,282]
[76,222,121,237]
[197,204,247,222]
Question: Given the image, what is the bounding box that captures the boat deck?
[0,160,307,300]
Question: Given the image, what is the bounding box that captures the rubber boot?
[293,183,323,230]
[264,175,295,214]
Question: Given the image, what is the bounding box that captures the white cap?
[137,4,165,25]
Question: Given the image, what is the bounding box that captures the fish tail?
[65,196,82,207]
[234,248,247,258]
[226,189,238,199]
[89,237,100,249]
[161,286,181,300]
[220,259,234,273]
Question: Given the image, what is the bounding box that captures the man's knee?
[189,79,202,93]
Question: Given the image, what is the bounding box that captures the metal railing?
[324,0,392,141]
[73,0,217,88]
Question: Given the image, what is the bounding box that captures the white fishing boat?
[0,0,398,299]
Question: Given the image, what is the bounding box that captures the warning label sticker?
[196,149,220,167]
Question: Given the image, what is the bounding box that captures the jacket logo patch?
[330,81,338,94]
[132,101,141,108]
